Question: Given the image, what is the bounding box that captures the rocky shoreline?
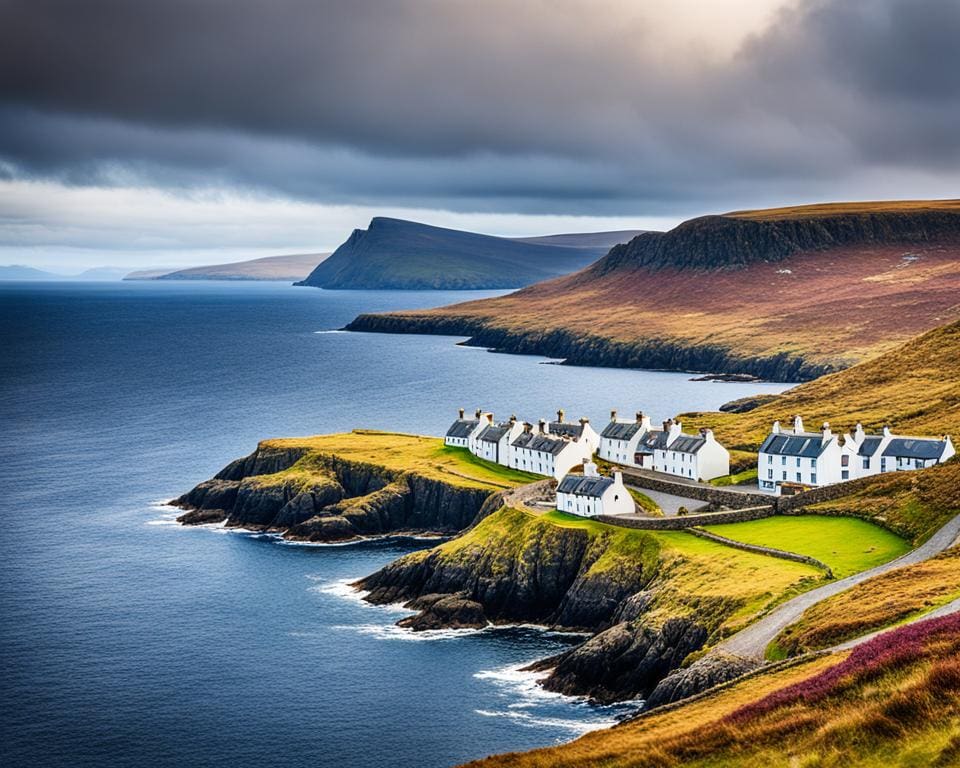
[171,443,500,543]
[344,314,829,382]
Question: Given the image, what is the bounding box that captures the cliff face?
[357,507,719,703]
[590,209,960,275]
[172,444,494,542]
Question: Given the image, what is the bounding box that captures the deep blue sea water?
[0,281,790,768]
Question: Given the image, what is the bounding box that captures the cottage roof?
[601,420,643,440]
[856,435,884,457]
[636,429,667,453]
[759,431,834,458]
[549,421,584,440]
[557,474,614,498]
[882,437,947,460]
[511,431,569,455]
[478,422,512,443]
[669,434,707,454]
[446,419,479,439]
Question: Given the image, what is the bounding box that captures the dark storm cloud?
[0,0,957,213]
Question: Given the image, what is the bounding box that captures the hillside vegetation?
[125,252,328,281]
[772,546,960,658]
[297,217,640,290]
[348,200,960,380]
[469,613,960,768]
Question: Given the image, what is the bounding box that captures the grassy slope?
[367,200,960,374]
[729,198,960,220]
[263,431,542,490]
[432,507,823,639]
[772,546,960,658]
[682,318,960,451]
[468,613,960,768]
[703,516,910,578]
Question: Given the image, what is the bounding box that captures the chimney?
[821,422,832,443]
[670,421,682,441]
[557,408,565,423]
[638,412,651,430]
[636,411,643,423]
[475,408,482,420]
[610,409,618,422]
[538,419,548,434]
[458,408,465,420]
[772,420,781,434]
[662,419,673,433]
[523,422,533,433]
[509,414,517,424]
[853,422,865,444]
[700,428,714,441]
[793,415,805,434]
[582,459,599,477]
[613,470,623,486]
[883,425,892,438]
[486,413,494,423]
[579,417,589,426]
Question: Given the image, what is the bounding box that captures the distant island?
[296,217,645,290]
[0,265,132,281]
[124,251,330,282]
[347,199,960,381]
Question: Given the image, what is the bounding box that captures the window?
[796,457,801,467]
[796,472,801,482]
[767,469,773,479]
[915,459,923,469]
[781,456,787,465]
[842,470,849,480]
[841,455,849,467]
[810,458,815,468]
[881,458,887,471]
[767,454,773,464]
[782,471,787,481]
[863,458,869,469]
[811,473,817,483]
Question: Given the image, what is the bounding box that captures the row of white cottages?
[758,416,955,493]
[444,408,731,482]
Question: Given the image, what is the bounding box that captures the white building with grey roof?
[635,419,730,481]
[472,415,524,466]
[556,460,634,517]
[759,416,953,493]
[548,409,600,453]
[598,410,652,464]
[509,419,595,479]
[758,416,843,492]
[444,408,489,449]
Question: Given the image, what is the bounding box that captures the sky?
[1,0,958,271]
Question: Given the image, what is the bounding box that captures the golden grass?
[726,198,960,221]
[262,430,542,490]
[772,546,960,657]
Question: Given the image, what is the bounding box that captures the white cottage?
[548,409,601,453]
[556,460,634,517]
[757,416,843,492]
[598,410,651,465]
[509,420,594,479]
[635,419,730,481]
[444,408,487,448]
[843,423,955,479]
[473,415,524,466]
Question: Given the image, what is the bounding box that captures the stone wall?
[597,505,774,530]
[687,528,833,577]
[621,469,772,509]
[776,475,880,511]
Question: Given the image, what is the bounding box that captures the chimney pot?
[636,411,644,423]
[458,408,465,419]
[557,409,564,423]
[611,409,618,421]
[475,408,482,419]
[579,417,588,426]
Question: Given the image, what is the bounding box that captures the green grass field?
[704,515,910,578]
[709,467,759,487]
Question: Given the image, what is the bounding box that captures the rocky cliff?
[172,443,494,542]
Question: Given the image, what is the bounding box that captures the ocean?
[0,281,790,768]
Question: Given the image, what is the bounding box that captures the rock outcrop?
[644,652,761,708]
[172,444,494,542]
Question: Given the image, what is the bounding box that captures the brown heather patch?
[726,198,960,221]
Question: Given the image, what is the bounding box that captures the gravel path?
[716,513,960,661]
[627,486,706,516]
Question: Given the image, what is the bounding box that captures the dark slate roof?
[857,436,883,457]
[511,431,569,455]
[478,422,512,443]
[557,474,614,498]
[445,419,479,439]
[668,435,707,454]
[759,432,833,458]
[637,430,667,453]
[601,420,643,440]
[549,422,583,439]
[882,438,947,460]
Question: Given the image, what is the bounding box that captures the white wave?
[309,578,412,613]
[474,709,617,734]
[313,329,348,334]
[332,623,486,642]
[146,517,181,526]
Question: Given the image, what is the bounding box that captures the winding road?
[716,513,960,661]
